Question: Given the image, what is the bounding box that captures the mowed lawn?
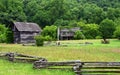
[0,39,120,75]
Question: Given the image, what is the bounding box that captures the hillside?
[0,0,120,27]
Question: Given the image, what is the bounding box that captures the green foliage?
[74,31,85,40]
[23,0,39,22]
[95,36,102,39]
[0,39,120,74]
[34,35,44,46]
[41,25,57,40]
[35,35,53,46]
[114,26,120,40]
[77,22,100,39]
[54,19,69,26]
[80,3,104,24]
[84,24,100,39]
[0,0,120,40]
[0,0,26,26]
[0,0,120,27]
[99,19,116,40]
[107,8,120,20]
[0,34,6,43]
[114,18,120,27]
[6,29,14,43]
[49,0,65,20]
[0,24,13,43]
[0,24,7,43]
[44,36,52,41]
[77,21,86,28]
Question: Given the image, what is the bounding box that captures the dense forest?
[0,0,120,43]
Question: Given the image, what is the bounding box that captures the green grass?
[0,60,74,75]
[0,39,120,75]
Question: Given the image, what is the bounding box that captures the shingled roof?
[60,27,80,32]
[13,22,41,32]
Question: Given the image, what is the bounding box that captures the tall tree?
[0,0,26,27]
[23,0,40,22]
[79,3,104,24]
[99,19,115,43]
[47,0,67,24]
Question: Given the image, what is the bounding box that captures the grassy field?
[0,39,120,75]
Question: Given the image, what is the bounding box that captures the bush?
[85,35,94,39]
[77,23,100,39]
[44,36,52,41]
[0,24,8,43]
[74,31,85,40]
[95,36,102,39]
[34,35,44,46]
[114,26,120,40]
[41,25,57,40]
[6,29,14,43]
[0,34,6,43]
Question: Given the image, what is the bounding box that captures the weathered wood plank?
[74,62,120,75]
[14,57,41,61]
[0,52,46,63]
[82,62,120,66]
[75,70,120,73]
[82,66,120,69]
[33,60,81,69]
[0,52,8,57]
[16,53,43,59]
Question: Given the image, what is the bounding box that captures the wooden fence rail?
[0,52,47,62]
[33,60,81,69]
[73,62,120,75]
[1,52,120,75]
[34,60,120,75]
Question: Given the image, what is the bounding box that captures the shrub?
[85,35,94,39]
[44,36,52,41]
[84,24,100,39]
[6,29,14,43]
[34,35,44,46]
[77,23,100,39]
[95,36,102,39]
[0,34,6,43]
[74,31,85,40]
[0,24,8,43]
[114,26,120,40]
[41,25,57,40]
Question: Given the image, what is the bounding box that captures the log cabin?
[13,22,42,44]
[59,27,80,40]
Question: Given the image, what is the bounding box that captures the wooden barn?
[59,27,80,40]
[13,22,42,44]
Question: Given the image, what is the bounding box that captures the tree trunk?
[102,38,110,44]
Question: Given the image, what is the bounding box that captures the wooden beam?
[82,66,120,69]
[75,70,120,73]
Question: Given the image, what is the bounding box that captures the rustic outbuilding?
[13,22,42,44]
[59,27,80,40]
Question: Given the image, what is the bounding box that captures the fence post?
[8,53,15,62]
[73,62,83,75]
